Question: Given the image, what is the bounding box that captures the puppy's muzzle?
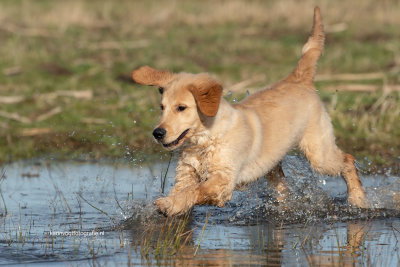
[153,127,166,140]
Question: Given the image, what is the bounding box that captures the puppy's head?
[132,66,223,150]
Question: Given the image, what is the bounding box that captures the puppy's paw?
[154,196,188,216]
[348,194,371,209]
[154,197,173,215]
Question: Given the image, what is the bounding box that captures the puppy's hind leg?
[341,153,369,208]
[266,163,290,203]
[299,113,369,208]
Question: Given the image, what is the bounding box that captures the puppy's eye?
[160,104,164,111]
[177,105,187,112]
[158,87,164,94]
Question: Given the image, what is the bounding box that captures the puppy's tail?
[283,7,324,86]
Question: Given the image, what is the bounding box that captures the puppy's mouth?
[162,129,190,148]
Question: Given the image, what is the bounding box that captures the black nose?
[153,128,166,140]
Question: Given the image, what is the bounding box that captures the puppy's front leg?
[196,170,235,207]
[156,168,235,216]
[155,162,199,215]
[155,184,199,216]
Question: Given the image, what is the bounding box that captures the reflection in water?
[306,221,367,267]
[171,219,400,266]
[141,219,394,266]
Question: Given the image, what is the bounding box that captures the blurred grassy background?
[0,0,399,172]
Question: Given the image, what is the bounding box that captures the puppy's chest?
[180,141,218,182]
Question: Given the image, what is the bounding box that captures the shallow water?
[0,155,399,266]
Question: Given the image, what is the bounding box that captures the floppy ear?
[189,79,223,117]
[131,66,173,86]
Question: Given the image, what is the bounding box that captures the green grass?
[138,213,194,261]
[0,0,399,171]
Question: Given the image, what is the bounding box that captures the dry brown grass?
[1,1,399,32]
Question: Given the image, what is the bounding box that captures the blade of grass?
[161,152,173,194]
[194,212,211,256]
[78,193,114,221]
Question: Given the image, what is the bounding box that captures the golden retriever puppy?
[132,7,369,216]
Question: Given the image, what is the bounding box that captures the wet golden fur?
[132,7,369,216]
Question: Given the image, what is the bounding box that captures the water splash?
[189,155,400,225]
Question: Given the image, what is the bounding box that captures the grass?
[0,169,7,216]
[0,0,398,171]
[138,213,194,261]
